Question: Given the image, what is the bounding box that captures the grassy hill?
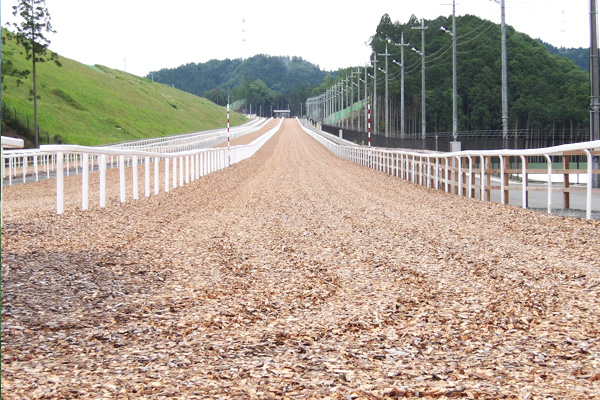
[1,28,247,146]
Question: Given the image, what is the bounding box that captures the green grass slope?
[1,28,247,146]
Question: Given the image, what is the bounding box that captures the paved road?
[2,119,599,398]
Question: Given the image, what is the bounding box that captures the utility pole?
[393,33,410,139]
[442,0,459,145]
[328,88,332,124]
[379,44,391,137]
[346,77,350,129]
[227,96,230,166]
[412,18,428,139]
[340,81,345,126]
[364,64,369,132]
[356,68,362,131]
[340,80,344,127]
[591,0,600,187]
[451,0,458,141]
[350,74,355,130]
[497,0,509,148]
[372,54,378,135]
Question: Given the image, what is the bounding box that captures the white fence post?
[34,155,39,181]
[165,158,170,193]
[543,154,552,213]
[520,155,527,209]
[57,152,64,214]
[171,157,176,189]
[154,157,159,195]
[480,155,486,201]
[584,149,593,220]
[100,154,107,208]
[133,155,139,201]
[179,156,184,187]
[119,155,126,203]
[22,155,28,184]
[145,156,150,197]
[82,153,89,211]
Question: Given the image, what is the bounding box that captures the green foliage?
[7,0,62,146]
[362,13,591,133]
[148,54,335,116]
[540,40,590,72]
[1,28,247,146]
[230,78,276,112]
[7,0,61,66]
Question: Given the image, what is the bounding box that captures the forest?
[147,55,332,116]
[320,13,591,138]
[541,40,590,72]
[150,13,591,139]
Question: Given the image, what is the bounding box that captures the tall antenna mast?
[241,17,246,60]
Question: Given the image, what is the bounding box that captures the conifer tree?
[9,0,61,147]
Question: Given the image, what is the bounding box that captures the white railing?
[1,136,25,227]
[1,119,272,186]
[104,117,267,153]
[299,119,600,220]
[2,119,282,216]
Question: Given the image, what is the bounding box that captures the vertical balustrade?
[154,157,160,195]
[145,156,150,198]
[100,154,107,208]
[57,152,64,214]
[82,153,89,211]
[119,155,126,204]
[544,154,552,213]
[133,155,139,201]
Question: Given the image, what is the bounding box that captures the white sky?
[1,0,592,77]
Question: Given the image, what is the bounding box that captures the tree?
[9,0,61,147]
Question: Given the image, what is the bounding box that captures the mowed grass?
[1,28,247,146]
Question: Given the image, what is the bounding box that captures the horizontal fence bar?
[299,120,600,220]
[2,119,282,216]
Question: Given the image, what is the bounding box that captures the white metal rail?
[1,136,25,227]
[2,119,271,186]
[2,119,282,216]
[104,117,267,152]
[299,119,600,220]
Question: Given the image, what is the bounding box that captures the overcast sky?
[1,0,593,77]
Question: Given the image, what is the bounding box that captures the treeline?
[325,14,590,136]
[540,40,590,72]
[148,55,333,115]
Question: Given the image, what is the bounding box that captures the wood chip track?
[2,119,599,399]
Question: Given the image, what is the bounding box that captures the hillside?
[149,55,331,97]
[361,13,590,134]
[0,28,247,147]
[539,40,590,72]
[148,55,334,114]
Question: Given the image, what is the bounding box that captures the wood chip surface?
[2,119,600,399]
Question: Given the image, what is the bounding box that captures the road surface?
[2,119,599,398]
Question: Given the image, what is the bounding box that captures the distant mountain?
[147,55,334,113]
[538,40,590,71]
[148,55,332,97]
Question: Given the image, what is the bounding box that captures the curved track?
[2,119,599,398]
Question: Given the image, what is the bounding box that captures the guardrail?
[2,119,282,216]
[2,118,271,186]
[299,119,600,220]
[1,136,25,227]
[104,117,267,152]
